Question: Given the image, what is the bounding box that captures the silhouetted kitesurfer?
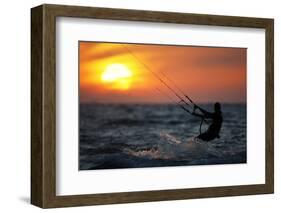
[192,102,223,141]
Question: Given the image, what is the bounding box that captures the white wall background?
[0,0,279,212]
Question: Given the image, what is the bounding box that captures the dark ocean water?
[79,103,246,170]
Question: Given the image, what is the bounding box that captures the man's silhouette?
[192,102,223,141]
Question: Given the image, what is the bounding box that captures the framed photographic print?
[31,4,274,208]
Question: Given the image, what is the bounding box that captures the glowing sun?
[101,64,133,90]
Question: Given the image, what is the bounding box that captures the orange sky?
[79,42,246,104]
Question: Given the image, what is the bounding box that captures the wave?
[103,118,162,127]
[159,132,182,144]
[124,146,171,160]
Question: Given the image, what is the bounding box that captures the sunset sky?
[79,42,246,104]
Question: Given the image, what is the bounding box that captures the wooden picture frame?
[31,4,274,208]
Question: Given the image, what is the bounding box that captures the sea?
[79,103,246,170]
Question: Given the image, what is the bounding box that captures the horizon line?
[80,101,247,105]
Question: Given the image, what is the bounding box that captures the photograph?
[30,4,274,208]
[79,41,247,170]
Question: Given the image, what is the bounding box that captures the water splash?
[124,146,172,160]
[159,131,182,144]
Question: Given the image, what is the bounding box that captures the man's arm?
[194,105,213,118]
